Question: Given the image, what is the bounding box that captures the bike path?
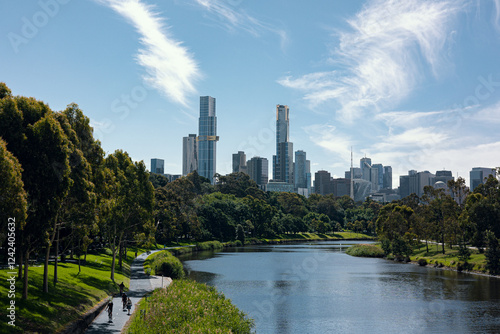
[85,249,174,333]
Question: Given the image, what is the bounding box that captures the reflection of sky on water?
[182,241,500,334]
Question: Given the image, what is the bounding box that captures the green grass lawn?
[266,231,374,242]
[0,247,151,334]
[410,243,487,272]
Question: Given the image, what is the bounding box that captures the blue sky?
[1,0,500,187]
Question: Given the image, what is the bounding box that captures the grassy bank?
[0,247,146,334]
[125,280,254,334]
[346,243,385,258]
[410,243,487,273]
[257,231,374,244]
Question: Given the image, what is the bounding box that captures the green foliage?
[485,230,500,275]
[345,244,384,258]
[145,251,185,279]
[126,280,254,334]
[148,172,169,188]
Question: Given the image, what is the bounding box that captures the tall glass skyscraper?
[273,105,293,183]
[182,134,198,176]
[197,96,218,183]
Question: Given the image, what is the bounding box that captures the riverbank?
[124,279,254,333]
[0,248,146,333]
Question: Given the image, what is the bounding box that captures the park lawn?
[267,231,374,242]
[0,247,151,334]
[410,243,487,272]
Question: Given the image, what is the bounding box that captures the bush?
[146,251,185,279]
[417,259,428,266]
[345,244,384,258]
[196,241,224,251]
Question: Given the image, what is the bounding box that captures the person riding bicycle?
[106,297,113,321]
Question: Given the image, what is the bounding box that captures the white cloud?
[279,0,463,122]
[304,124,352,161]
[98,0,200,106]
[194,0,288,50]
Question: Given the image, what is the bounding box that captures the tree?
[101,150,154,281]
[0,138,27,276]
[485,230,500,275]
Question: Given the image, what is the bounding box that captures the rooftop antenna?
[350,146,354,200]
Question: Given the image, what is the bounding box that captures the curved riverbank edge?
[344,243,500,279]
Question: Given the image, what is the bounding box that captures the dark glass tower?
[273,105,293,183]
[197,96,218,183]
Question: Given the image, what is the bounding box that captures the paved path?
[85,249,173,334]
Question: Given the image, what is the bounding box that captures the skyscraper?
[247,156,269,188]
[232,151,247,173]
[314,170,332,195]
[150,158,164,174]
[294,150,308,190]
[383,166,392,189]
[470,167,496,191]
[197,96,219,183]
[182,134,198,176]
[273,105,293,183]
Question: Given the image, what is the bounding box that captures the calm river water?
[180,241,500,334]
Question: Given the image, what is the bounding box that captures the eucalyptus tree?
[0,87,71,298]
[101,150,154,281]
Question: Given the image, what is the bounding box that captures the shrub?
[146,251,185,279]
[417,259,428,266]
[345,244,384,258]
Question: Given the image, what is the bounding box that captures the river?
[179,241,500,334]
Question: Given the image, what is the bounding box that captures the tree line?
[0,83,155,299]
[376,176,500,273]
[0,83,378,300]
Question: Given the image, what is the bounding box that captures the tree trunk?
[18,244,23,281]
[54,225,60,285]
[425,240,429,253]
[23,250,29,300]
[43,244,51,293]
[78,239,81,273]
[118,242,123,271]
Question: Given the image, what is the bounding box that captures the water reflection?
[182,241,500,333]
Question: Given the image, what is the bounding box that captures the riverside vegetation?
[0,83,374,332]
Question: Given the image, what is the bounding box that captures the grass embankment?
[0,247,146,334]
[410,243,487,272]
[346,244,385,258]
[125,279,254,334]
[258,231,374,244]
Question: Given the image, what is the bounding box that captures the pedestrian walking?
[106,297,113,322]
[126,297,132,315]
[119,282,125,295]
[122,292,127,310]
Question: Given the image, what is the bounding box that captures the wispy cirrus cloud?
[97,0,200,106]
[194,0,288,50]
[279,0,464,122]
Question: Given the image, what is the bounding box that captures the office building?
[247,156,269,188]
[197,96,219,183]
[470,167,496,191]
[182,134,198,176]
[273,105,294,184]
[314,170,332,195]
[232,151,247,173]
[294,150,309,190]
[150,158,164,174]
[372,163,384,190]
[266,181,294,193]
[383,166,392,189]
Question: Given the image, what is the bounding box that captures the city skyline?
[2,1,500,187]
